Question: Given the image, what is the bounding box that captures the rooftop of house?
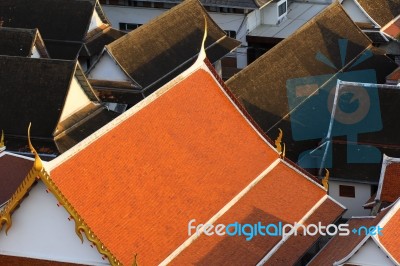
[249,1,328,38]
[0,27,49,58]
[227,2,398,182]
[381,14,400,41]
[376,155,400,204]
[0,151,33,206]
[100,0,240,92]
[0,254,86,266]
[356,0,400,27]
[170,162,344,265]
[309,198,400,265]
[47,55,280,265]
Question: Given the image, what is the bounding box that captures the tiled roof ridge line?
[46,50,206,171]
[37,167,122,266]
[203,58,277,151]
[256,194,329,266]
[159,159,281,265]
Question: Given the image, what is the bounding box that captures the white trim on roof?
[159,158,281,265]
[380,13,400,41]
[257,194,329,266]
[376,154,400,201]
[0,151,34,161]
[353,0,381,28]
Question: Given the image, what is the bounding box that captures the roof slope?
[105,0,240,91]
[0,0,95,41]
[377,156,400,204]
[0,56,76,138]
[0,152,33,206]
[356,0,400,27]
[0,28,37,57]
[308,207,390,266]
[170,163,343,265]
[139,0,269,9]
[378,200,400,263]
[0,254,86,266]
[47,58,278,265]
[226,2,397,167]
[85,27,125,57]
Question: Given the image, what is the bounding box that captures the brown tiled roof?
[85,27,125,57]
[171,164,342,265]
[357,0,400,27]
[0,254,87,266]
[227,2,397,180]
[0,153,33,205]
[106,0,240,90]
[0,56,76,138]
[308,208,390,265]
[48,61,279,265]
[0,27,37,57]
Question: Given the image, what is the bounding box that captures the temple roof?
[0,27,49,58]
[103,0,240,91]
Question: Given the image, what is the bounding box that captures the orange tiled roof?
[379,202,400,263]
[380,162,400,203]
[48,64,279,265]
[309,207,391,265]
[170,162,342,265]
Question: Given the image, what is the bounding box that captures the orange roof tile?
[170,162,340,265]
[378,202,400,263]
[382,15,400,40]
[309,207,391,265]
[48,63,279,265]
[380,162,400,203]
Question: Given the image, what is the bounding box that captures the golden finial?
[0,130,4,148]
[322,168,329,191]
[275,128,285,158]
[28,123,43,172]
[132,254,138,266]
[195,15,208,64]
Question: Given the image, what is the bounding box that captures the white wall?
[0,181,109,265]
[346,238,395,265]
[59,76,92,122]
[88,52,130,81]
[329,180,372,218]
[89,9,105,32]
[341,0,373,24]
[31,45,41,58]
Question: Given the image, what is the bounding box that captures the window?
[278,2,287,17]
[224,30,237,39]
[339,185,355,198]
[119,22,142,32]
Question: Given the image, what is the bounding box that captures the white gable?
[87,51,131,82]
[0,181,109,265]
[88,9,104,32]
[345,238,395,266]
[59,76,92,122]
[341,0,375,25]
[31,45,41,58]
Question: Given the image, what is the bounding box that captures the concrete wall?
[329,180,372,218]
